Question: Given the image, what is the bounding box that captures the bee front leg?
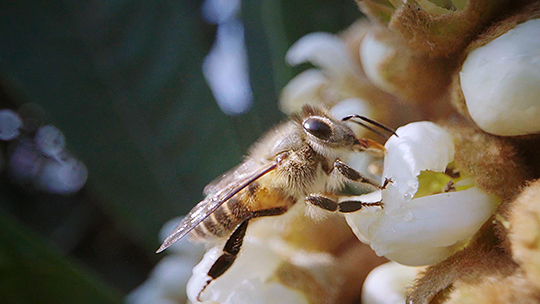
[197,207,288,301]
[333,159,391,190]
[306,194,383,213]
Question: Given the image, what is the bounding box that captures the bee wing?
[156,160,278,253]
[203,159,258,196]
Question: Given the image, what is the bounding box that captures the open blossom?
[345,122,500,266]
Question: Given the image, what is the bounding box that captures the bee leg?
[381,177,392,190]
[334,159,391,190]
[197,218,249,301]
[306,194,338,212]
[306,194,383,213]
[338,200,383,213]
[197,207,288,301]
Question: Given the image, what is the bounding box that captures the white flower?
[359,32,396,95]
[7,139,44,186]
[126,218,206,304]
[281,32,373,116]
[6,120,88,195]
[203,19,253,116]
[35,156,88,195]
[329,98,372,121]
[279,69,329,114]
[187,236,309,304]
[34,125,66,158]
[126,255,197,304]
[460,18,540,136]
[0,109,23,141]
[285,32,362,86]
[345,122,500,266]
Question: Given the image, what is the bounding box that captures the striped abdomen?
[189,195,250,241]
[189,184,296,242]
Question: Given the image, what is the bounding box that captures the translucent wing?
[203,158,259,197]
[156,160,278,253]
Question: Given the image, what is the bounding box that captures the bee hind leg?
[306,194,383,213]
[197,207,288,301]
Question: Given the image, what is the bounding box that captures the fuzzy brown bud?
[448,121,530,201]
[509,180,540,289]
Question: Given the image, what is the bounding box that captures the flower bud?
[459,18,540,136]
[362,262,422,304]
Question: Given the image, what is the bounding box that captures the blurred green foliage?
[0,0,361,301]
[0,213,122,304]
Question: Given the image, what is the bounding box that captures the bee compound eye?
[303,118,332,140]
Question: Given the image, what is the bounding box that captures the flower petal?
[383,246,457,266]
[383,121,455,210]
[362,262,421,304]
[286,32,360,81]
[279,69,328,114]
[187,240,308,304]
[360,32,396,94]
[329,98,372,121]
[370,188,499,257]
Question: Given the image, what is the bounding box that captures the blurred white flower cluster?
[201,0,253,116]
[186,229,310,304]
[0,105,87,194]
[126,217,206,304]
[281,32,369,114]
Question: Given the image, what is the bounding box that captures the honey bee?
[157,105,394,299]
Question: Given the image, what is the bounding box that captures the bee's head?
[297,105,388,157]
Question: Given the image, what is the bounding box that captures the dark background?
[0,1,362,302]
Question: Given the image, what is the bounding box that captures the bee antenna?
[342,115,398,138]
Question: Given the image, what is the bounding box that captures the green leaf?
[0,212,122,304]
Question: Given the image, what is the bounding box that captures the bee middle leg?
[198,207,288,301]
[306,194,383,213]
[333,159,391,190]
